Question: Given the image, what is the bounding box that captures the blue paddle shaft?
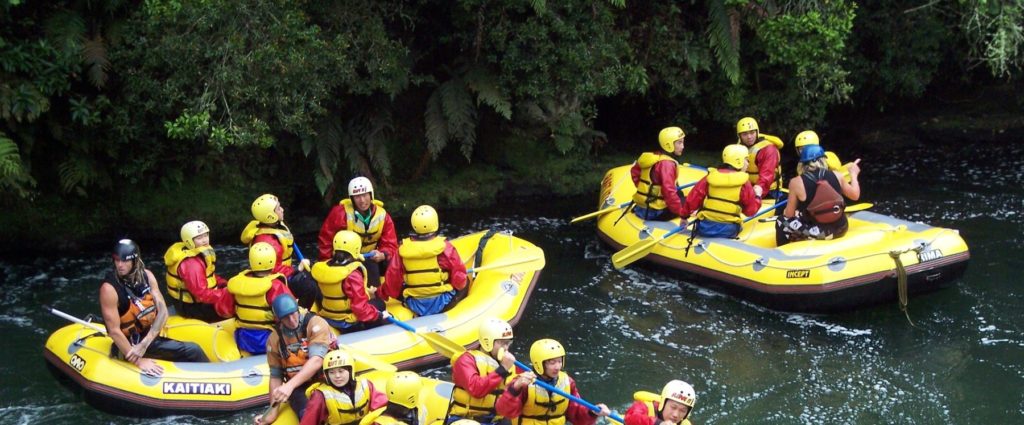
[513,360,624,423]
[743,199,787,223]
[293,244,306,262]
[388,317,417,333]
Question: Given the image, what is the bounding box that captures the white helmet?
[478,318,514,352]
[660,380,696,419]
[348,177,374,199]
[180,220,210,250]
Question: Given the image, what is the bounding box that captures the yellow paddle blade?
[570,203,626,224]
[845,202,873,213]
[611,236,664,270]
[359,407,387,425]
[339,343,397,373]
[421,332,467,359]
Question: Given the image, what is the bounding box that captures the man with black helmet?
[99,239,208,377]
[257,294,335,424]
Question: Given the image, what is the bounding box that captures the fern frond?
[529,0,547,15]
[424,89,450,158]
[44,10,86,53]
[439,78,477,159]
[58,156,98,194]
[707,0,741,84]
[363,108,393,180]
[83,36,111,89]
[0,134,24,179]
[465,68,512,120]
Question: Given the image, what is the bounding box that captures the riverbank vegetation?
[2,0,1021,252]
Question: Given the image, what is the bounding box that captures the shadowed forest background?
[1,0,1021,253]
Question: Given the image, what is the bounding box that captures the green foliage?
[707,0,741,84]
[0,131,34,197]
[960,0,1024,77]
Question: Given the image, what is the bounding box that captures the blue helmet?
[271,294,299,319]
[799,144,826,163]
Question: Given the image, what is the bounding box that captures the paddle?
[46,305,108,335]
[387,317,467,359]
[845,202,873,213]
[511,359,624,423]
[466,251,546,274]
[611,200,787,269]
[571,181,702,224]
[570,202,630,224]
[337,341,398,372]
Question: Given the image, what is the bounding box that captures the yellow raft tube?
[43,230,543,416]
[596,164,969,313]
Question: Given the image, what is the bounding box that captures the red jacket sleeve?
[266,278,295,306]
[344,268,381,322]
[178,257,226,305]
[739,182,762,217]
[755,145,780,194]
[496,384,526,419]
[453,351,509,398]
[367,380,389,410]
[678,177,709,219]
[300,390,328,425]
[440,241,467,290]
[376,214,399,262]
[630,162,642,187]
[318,205,348,261]
[625,400,656,425]
[564,376,598,425]
[380,257,405,301]
[654,160,684,216]
[253,234,294,278]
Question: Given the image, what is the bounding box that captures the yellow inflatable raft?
[268,369,456,425]
[595,164,969,313]
[43,230,543,416]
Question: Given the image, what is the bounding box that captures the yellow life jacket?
[311,260,369,323]
[226,271,282,329]
[744,134,784,190]
[240,220,295,267]
[634,391,693,425]
[305,380,373,425]
[516,371,570,425]
[342,199,388,253]
[449,350,506,419]
[398,237,452,299]
[632,152,679,210]
[163,242,218,303]
[696,169,748,225]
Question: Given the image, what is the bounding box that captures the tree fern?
[424,90,450,158]
[58,156,99,196]
[465,67,512,120]
[83,36,111,89]
[439,78,477,159]
[707,0,741,84]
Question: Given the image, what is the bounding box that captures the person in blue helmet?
[776,144,862,245]
[256,294,336,425]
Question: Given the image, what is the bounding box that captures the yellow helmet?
[529,338,565,373]
[180,220,210,250]
[332,230,362,259]
[410,205,439,234]
[660,380,696,411]
[794,130,820,148]
[386,371,421,408]
[251,194,280,224]
[249,242,277,272]
[348,176,374,198]
[478,318,514,352]
[323,349,354,372]
[658,127,685,153]
[722,144,749,170]
[736,117,758,134]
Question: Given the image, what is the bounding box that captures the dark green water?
[2,142,1022,424]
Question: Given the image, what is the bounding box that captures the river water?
[2,141,1022,424]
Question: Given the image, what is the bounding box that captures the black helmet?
[113,239,140,261]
